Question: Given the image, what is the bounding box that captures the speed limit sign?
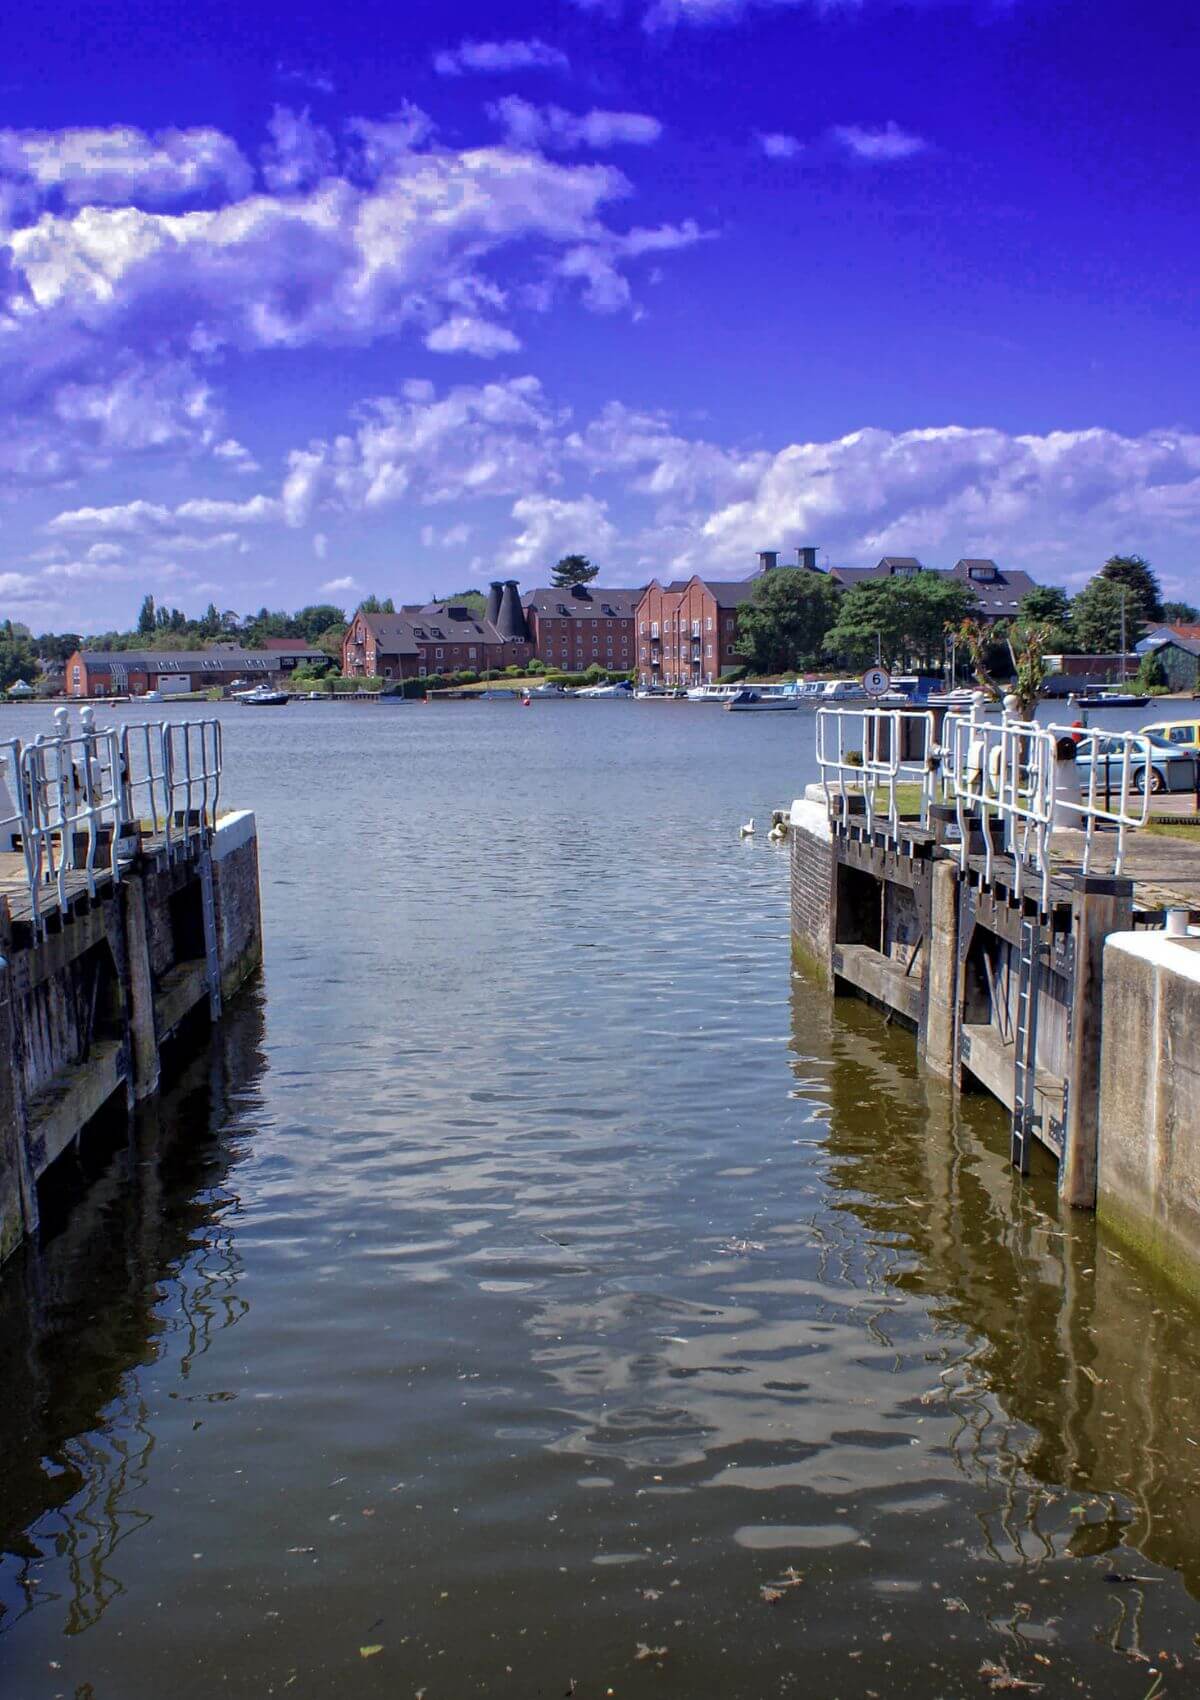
[861,664,891,698]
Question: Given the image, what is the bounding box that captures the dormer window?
[968,564,998,581]
[891,562,920,576]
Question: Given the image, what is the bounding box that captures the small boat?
[1074,688,1151,709]
[530,682,569,697]
[234,686,289,706]
[685,682,743,703]
[634,685,666,699]
[575,681,633,698]
[726,687,800,713]
[478,688,518,700]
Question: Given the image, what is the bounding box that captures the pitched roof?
[829,557,1041,618]
[355,603,525,651]
[523,585,644,620]
[696,578,760,607]
[74,648,286,673]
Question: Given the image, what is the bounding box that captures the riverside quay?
[0,708,262,1264]
[791,698,1200,1301]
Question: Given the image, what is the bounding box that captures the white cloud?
[48,494,281,536]
[425,314,522,357]
[0,124,252,210]
[313,532,328,558]
[488,98,662,152]
[260,106,337,193]
[346,106,436,176]
[756,131,803,160]
[433,38,569,76]
[420,521,473,548]
[502,492,616,569]
[212,437,259,472]
[275,64,336,96]
[830,122,927,162]
[688,425,1200,574]
[321,574,359,593]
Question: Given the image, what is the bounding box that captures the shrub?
[526,658,546,674]
[481,669,500,681]
[504,664,522,676]
[453,669,479,685]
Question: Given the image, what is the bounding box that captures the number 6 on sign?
[861,665,891,698]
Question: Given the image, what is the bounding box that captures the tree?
[1162,599,1199,624]
[1070,576,1129,653]
[955,617,1051,719]
[294,602,348,641]
[137,595,156,636]
[1099,553,1162,623]
[0,621,40,691]
[360,594,396,614]
[1019,584,1070,625]
[735,568,840,673]
[1134,651,1168,693]
[433,589,486,616]
[823,574,977,670]
[550,554,599,588]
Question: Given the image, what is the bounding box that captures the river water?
[2,697,1200,1699]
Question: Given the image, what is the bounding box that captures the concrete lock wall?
[1097,932,1200,1303]
[789,799,833,984]
[211,811,263,1001]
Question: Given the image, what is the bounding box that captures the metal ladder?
[1011,916,1040,1174]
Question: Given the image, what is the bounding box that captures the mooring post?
[0,926,38,1256]
[1060,872,1134,1209]
[922,854,961,1078]
[122,872,160,1101]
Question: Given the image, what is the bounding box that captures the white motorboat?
[575,681,634,698]
[530,682,568,697]
[685,682,743,703]
[234,686,289,706]
[725,687,801,713]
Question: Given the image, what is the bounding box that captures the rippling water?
[2,698,1200,1698]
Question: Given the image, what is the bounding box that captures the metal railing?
[943,710,1056,908]
[0,709,223,935]
[817,706,938,840]
[941,701,1154,906]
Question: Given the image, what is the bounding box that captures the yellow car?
[1141,718,1200,753]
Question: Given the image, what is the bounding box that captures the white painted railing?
[941,700,1155,905]
[0,709,223,935]
[943,709,1056,908]
[817,706,938,840]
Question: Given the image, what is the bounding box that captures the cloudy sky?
[2,0,1198,629]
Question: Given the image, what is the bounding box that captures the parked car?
[1075,733,1198,795]
[1141,718,1200,754]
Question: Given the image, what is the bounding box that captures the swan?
[740,818,755,837]
[768,822,786,842]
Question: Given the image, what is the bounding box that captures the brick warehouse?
[635,553,774,687]
[521,582,643,673]
[342,582,532,680]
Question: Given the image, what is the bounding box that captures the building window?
[706,644,713,657]
[435,647,444,658]
[469,647,477,659]
[706,616,713,630]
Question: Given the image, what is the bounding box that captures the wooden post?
[1060,873,1133,1208]
[0,914,38,1259]
[122,873,160,1101]
[922,856,960,1078]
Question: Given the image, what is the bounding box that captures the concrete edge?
[213,809,257,862]
[789,796,832,840]
[1104,928,1200,982]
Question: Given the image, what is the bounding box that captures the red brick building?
[522,583,643,673]
[342,584,532,680]
[634,569,761,687]
[64,644,327,697]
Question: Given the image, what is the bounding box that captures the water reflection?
[0,996,265,1641]
[798,972,1200,1597]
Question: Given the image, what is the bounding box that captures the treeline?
[733,553,1194,676]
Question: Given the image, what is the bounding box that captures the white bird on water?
[740,818,755,837]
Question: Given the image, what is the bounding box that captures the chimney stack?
[797,545,819,572]
[486,580,504,626]
[758,550,779,572]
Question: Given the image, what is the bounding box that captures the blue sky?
[2,0,1198,630]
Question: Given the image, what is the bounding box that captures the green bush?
[481,669,500,681]
[504,664,522,676]
[453,669,479,685]
[526,658,546,674]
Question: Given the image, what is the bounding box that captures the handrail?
[816,706,938,841]
[1044,724,1151,879]
[941,704,1155,906]
[0,710,223,936]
